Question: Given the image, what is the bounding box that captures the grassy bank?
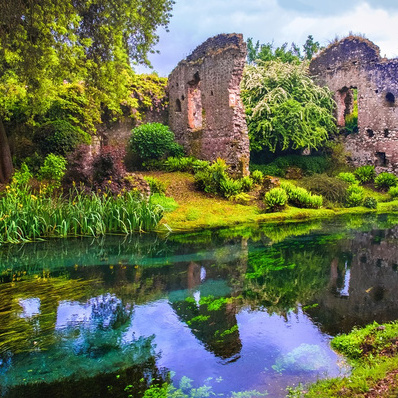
[299,322,398,398]
[148,172,398,232]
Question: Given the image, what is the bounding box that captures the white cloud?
[136,1,398,76]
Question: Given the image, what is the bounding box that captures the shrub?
[63,145,92,189]
[337,172,358,185]
[193,158,247,199]
[11,163,32,188]
[251,170,263,184]
[38,154,67,188]
[346,185,365,207]
[91,146,127,193]
[250,155,329,178]
[375,172,398,190]
[354,165,376,184]
[194,158,229,195]
[301,174,348,204]
[33,119,90,156]
[192,159,210,172]
[219,177,243,198]
[363,197,378,209]
[389,186,398,199]
[130,123,176,160]
[281,182,323,209]
[240,176,254,192]
[163,156,195,172]
[264,187,288,211]
[143,176,166,195]
[251,163,284,177]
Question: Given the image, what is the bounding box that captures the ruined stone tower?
[168,33,250,175]
[310,36,398,173]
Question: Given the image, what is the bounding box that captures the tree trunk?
[0,118,13,183]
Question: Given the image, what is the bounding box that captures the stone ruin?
[168,33,250,175]
[310,36,398,173]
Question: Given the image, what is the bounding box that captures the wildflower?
[31,194,37,200]
[18,203,23,208]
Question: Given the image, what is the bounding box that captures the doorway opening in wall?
[343,87,358,134]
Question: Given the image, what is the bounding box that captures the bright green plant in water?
[241,61,336,153]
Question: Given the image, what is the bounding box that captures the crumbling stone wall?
[168,34,250,175]
[310,36,398,173]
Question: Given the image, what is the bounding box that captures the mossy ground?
[301,322,398,398]
[140,171,398,232]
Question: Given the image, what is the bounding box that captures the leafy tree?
[247,38,301,65]
[303,35,321,60]
[247,35,321,65]
[241,60,336,153]
[0,0,174,182]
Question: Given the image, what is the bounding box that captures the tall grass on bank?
[0,185,163,244]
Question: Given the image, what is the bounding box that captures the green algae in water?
[1,215,398,397]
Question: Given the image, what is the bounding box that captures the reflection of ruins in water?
[307,225,398,335]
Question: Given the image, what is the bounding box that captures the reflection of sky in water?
[127,301,346,396]
[56,294,122,330]
[17,298,41,318]
[339,261,351,297]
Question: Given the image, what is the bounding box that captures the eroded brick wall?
[168,34,250,175]
[310,37,398,173]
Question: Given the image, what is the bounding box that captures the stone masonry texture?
[310,36,398,173]
[168,33,250,175]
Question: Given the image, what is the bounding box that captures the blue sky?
[136,0,398,76]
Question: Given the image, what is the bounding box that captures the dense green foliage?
[301,174,349,204]
[389,186,398,198]
[250,155,330,177]
[354,165,376,184]
[246,35,321,64]
[241,61,336,153]
[0,174,162,244]
[130,123,182,161]
[345,184,365,207]
[33,119,90,156]
[38,154,67,188]
[0,0,174,182]
[363,197,378,209]
[337,172,358,185]
[375,172,398,190]
[281,182,323,209]
[263,188,288,211]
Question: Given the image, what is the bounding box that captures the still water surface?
[1,214,398,397]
